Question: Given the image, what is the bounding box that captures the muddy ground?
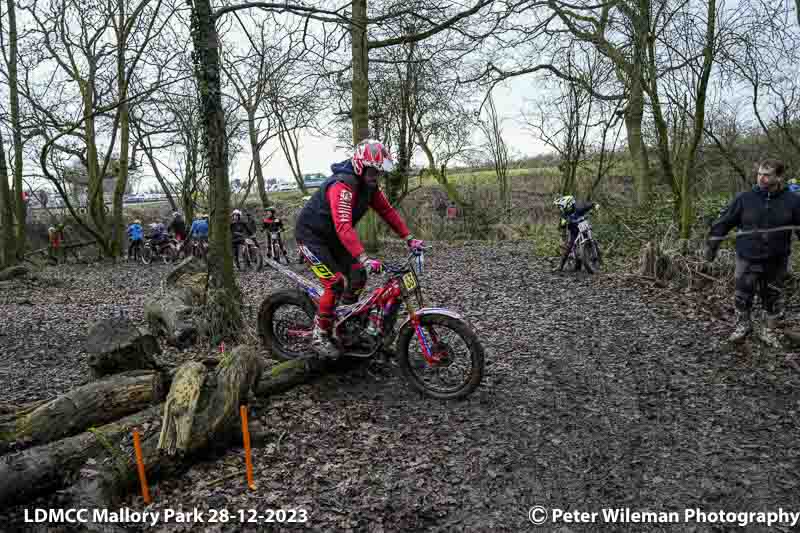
[2,241,800,532]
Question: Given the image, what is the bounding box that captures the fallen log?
[0,405,161,507]
[0,346,323,509]
[144,287,201,348]
[65,345,265,509]
[165,255,208,287]
[0,265,29,281]
[0,370,164,453]
[85,318,162,378]
[23,239,95,258]
[256,358,317,396]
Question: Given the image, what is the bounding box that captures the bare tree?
[2,0,25,258]
[478,94,510,218]
[0,126,13,266]
[221,13,310,207]
[523,44,620,197]
[21,0,178,256]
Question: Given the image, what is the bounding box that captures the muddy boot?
[728,311,752,343]
[758,314,782,348]
[311,324,340,359]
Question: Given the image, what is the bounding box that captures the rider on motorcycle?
[262,206,287,259]
[295,139,424,359]
[230,209,255,269]
[168,211,187,241]
[188,214,209,241]
[554,195,599,272]
[126,219,143,259]
[148,222,169,245]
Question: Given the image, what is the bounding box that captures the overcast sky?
[174,75,549,189]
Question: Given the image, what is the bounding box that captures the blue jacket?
[127,223,143,241]
[709,185,800,260]
[190,219,209,237]
[788,183,800,193]
[560,202,596,227]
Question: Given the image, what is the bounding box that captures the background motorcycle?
[268,230,290,265]
[141,237,177,264]
[563,214,602,274]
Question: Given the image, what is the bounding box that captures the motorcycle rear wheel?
[258,290,316,361]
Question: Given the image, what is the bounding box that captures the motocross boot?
[757,314,782,349]
[311,320,340,360]
[728,310,752,343]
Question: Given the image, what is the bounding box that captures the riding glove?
[406,235,425,251]
[357,254,384,274]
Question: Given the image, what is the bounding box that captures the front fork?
[408,312,441,365]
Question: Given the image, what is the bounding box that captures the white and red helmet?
[352,139,394,176]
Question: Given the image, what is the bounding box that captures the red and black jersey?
[262,217,284,232]
[295,160,409,258]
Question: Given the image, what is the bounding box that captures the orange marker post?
[240,405,257,490]
[132,429,151,503]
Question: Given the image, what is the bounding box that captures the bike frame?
[565,215,593,257]
[264,252,446,363]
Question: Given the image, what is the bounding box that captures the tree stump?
[85,318,161,378]
[144,288,200,348]
[638,241,672,281]
[165,255,207,287]
[175,272,208,305]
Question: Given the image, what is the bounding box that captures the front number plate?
[403,272,417,290]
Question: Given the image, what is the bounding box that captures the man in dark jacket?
[705,158,800,346]
[295,139,424,358]
[230,209,254,269]
[262,207,286,259]
[168,212,187,241]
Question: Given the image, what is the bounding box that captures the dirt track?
[2,241,800,532]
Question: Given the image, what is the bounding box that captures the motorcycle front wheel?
[253,245,264,271]
[396,313,484,400]
[141,245,153,265]
[583,240,601,274]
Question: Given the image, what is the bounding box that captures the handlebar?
[382,246,429,275]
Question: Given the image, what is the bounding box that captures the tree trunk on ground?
[0,405,161,507]
[145,287,203,348]
[0,348,335,508]
[145,257,208,346]
[85,319,162,379]
[0,264,28,281]
[191,0,242,343]
[0,370,164,453]
[166,255,208,286]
